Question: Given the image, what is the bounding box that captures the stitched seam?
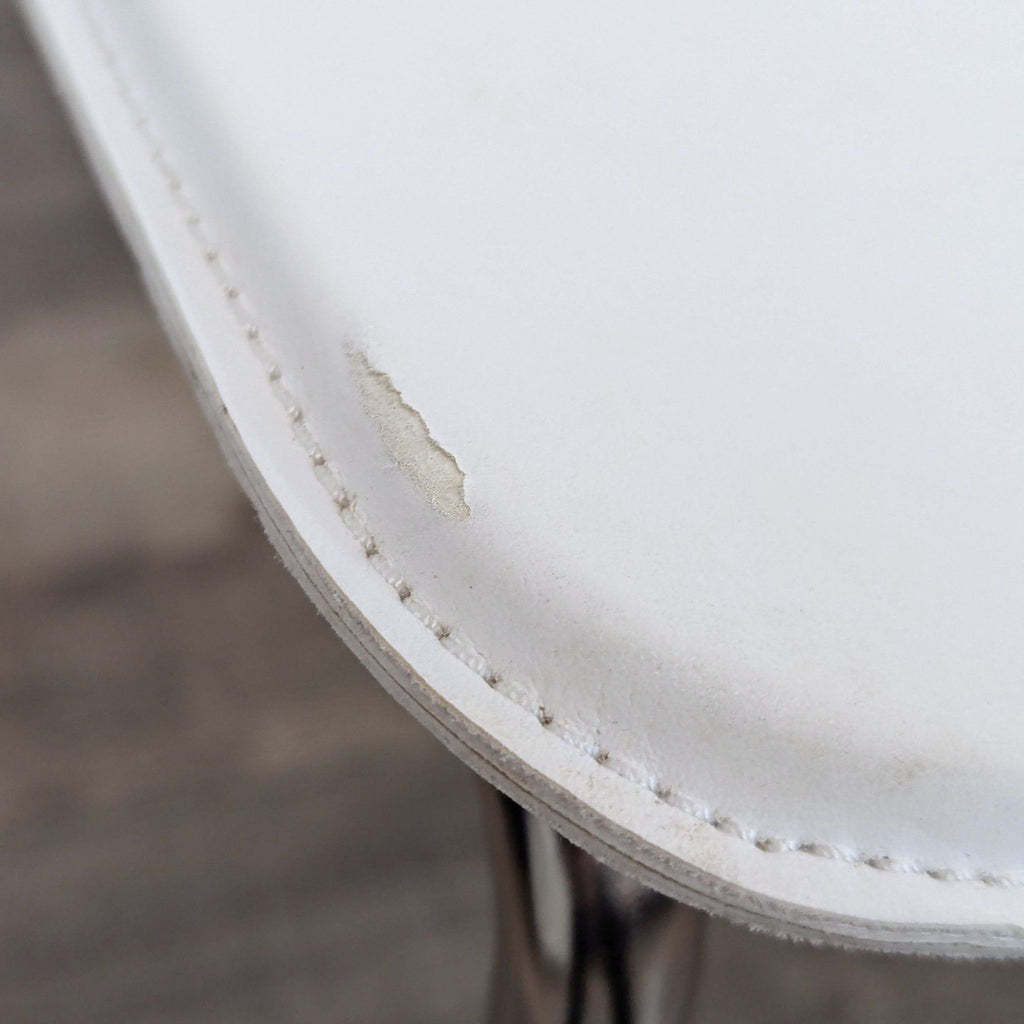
[81,1,1023,890]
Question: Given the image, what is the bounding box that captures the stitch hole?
[978,872,1006,888]
[266,364,282,382]
[204,249,219,263]
[334,494,351,511]
[711,815,743,838]
[536,706,553,727]
[797,842,837,860]
[863,856,898,873]
[485,672,502,688]
[433,623,451,641]
[362,539,378,558]
[395,582,412,603]
[308,448,326,467]
[224,285,239,300]
[646,779,671,801]
[245,324,259,339]
[755,836,783,853]
[592,748,610,766]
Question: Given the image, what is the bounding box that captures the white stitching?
[81,1,1024,890]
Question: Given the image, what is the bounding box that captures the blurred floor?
[4,3,1024,1021]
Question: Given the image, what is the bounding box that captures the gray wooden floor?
[5,4,1024,1020]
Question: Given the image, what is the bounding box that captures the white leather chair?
[25,0,1024,1015]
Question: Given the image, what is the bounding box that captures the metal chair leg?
[482,785,707,1023]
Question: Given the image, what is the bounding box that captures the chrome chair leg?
[482,785,707,1023]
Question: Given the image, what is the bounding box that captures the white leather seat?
[26,0,1024,953]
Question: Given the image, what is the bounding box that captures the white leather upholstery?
[25,0,1024,951]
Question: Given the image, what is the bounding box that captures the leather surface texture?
[24,0,1024,952]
